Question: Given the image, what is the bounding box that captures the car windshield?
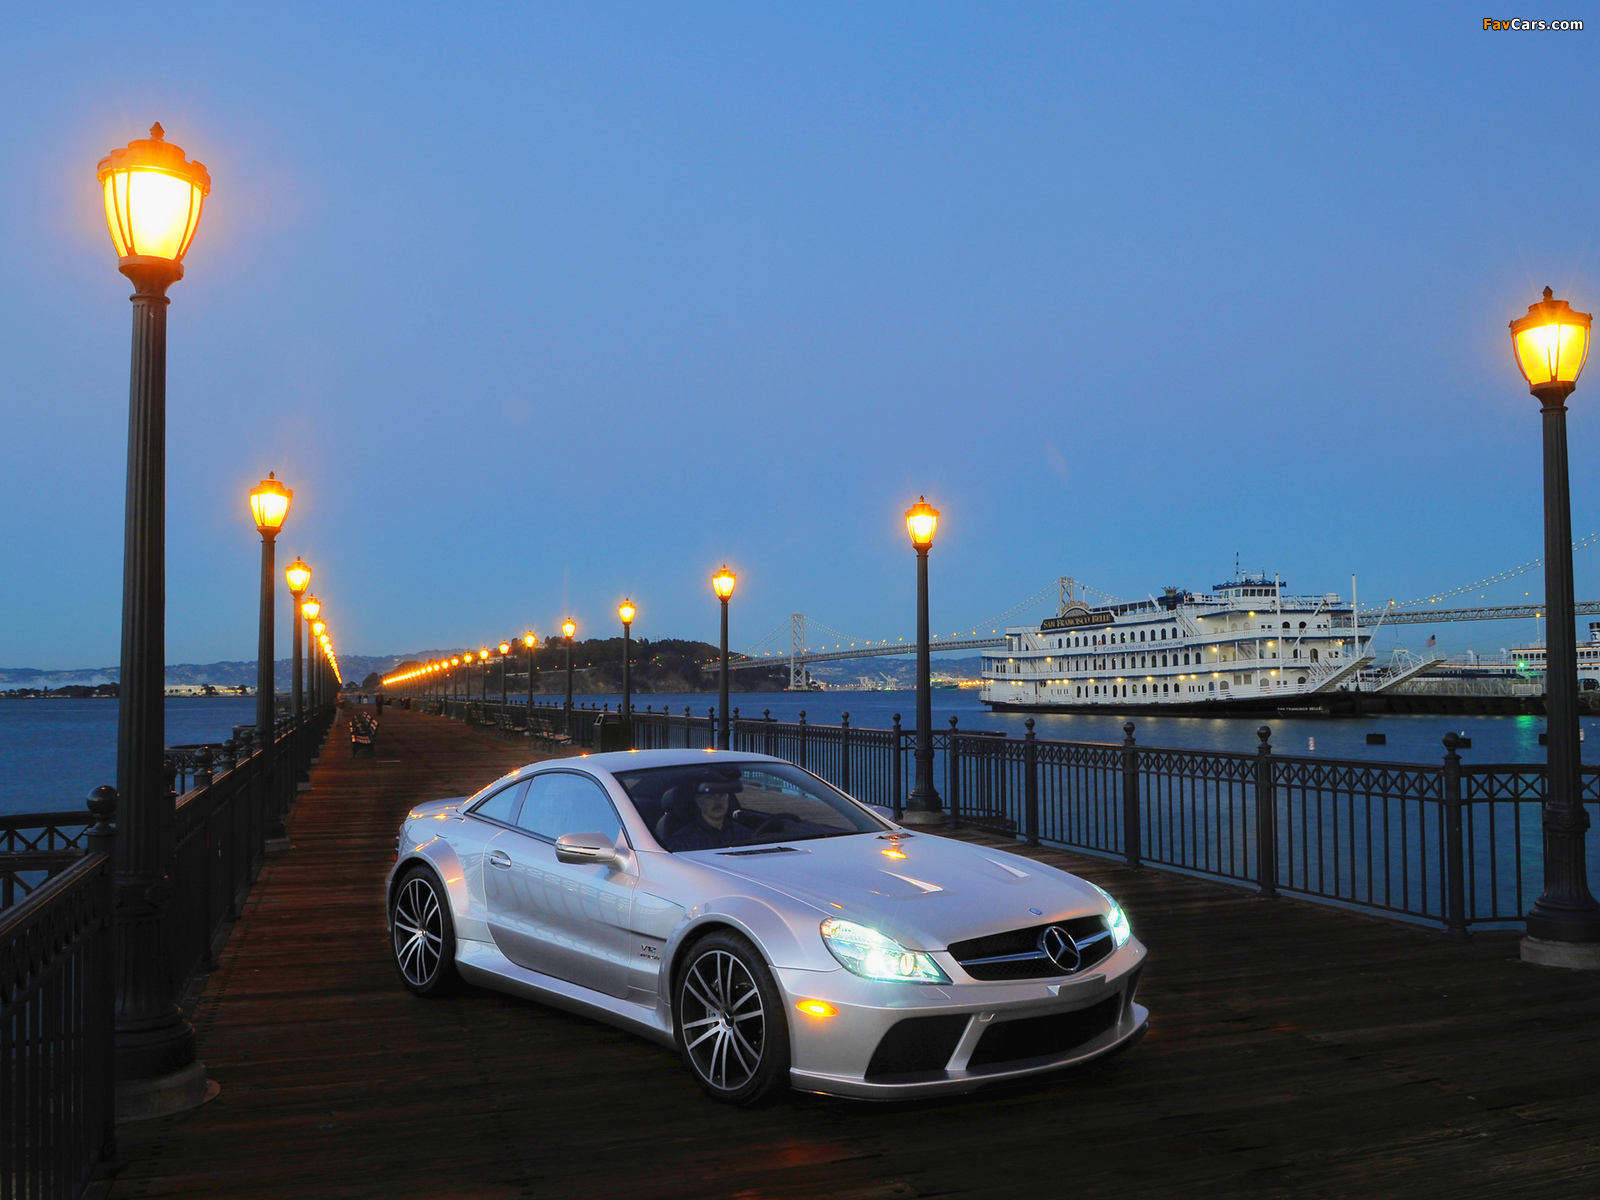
[613,761,889,852]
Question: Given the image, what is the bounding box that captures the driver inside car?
[665,782,758,852]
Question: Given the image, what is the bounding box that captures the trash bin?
[593,710,632,753]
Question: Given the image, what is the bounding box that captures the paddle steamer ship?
[980,575,1378,714]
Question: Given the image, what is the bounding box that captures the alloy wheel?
[393,875,444,987]
[679,949,767,1092]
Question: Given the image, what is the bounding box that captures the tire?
[673,931,791,1105]
[390,866,459,996]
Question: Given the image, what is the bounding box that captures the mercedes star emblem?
[1038,925,1080,973]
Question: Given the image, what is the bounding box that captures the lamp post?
[249,475,292,747]
[619,601,636,734]
[563,620,576,732]
[713,567,736,749]
[301,595,320,710]
[285,559,310,719]
[523,633,537,705]
[1510,287,1600,967]
[479,649,489,702]
[498,641,511,710]
[98,123,212,1112]
[311,619,327,710]
[903,497,942,822]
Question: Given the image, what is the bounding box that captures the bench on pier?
[350,712,379,755]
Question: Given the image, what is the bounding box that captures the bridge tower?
[790,614,806,690]
[1058,576,1077,615]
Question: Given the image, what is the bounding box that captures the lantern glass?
[619,600,636,626]
[312,621,326,638]
[905,497,939,549]
[713,566,737,600]
[285,558,311,596]
[524,633,536,648]
[97,126,211,264]
[563,620,577,639]
[499,641,511,656]
[301,595,320,621]
[249,473,292,534]
[1511,289,1592,389]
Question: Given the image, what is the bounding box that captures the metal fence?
[426,697,1595,933]
[0,706,333,1198]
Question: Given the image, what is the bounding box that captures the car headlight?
[1091,884,1133,948]
[819,919,949,983]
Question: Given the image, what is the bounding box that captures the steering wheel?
[742,811,800,837]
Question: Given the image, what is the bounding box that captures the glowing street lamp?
[285,559,311,718]
[97,123,212,1111]
[713,567,736,749]
[523,632,538,707]
[903,497,942,821]
[247,474,293,846]
[1509,288,1600,965]
[619,601,636,730]
[562,619,577,729]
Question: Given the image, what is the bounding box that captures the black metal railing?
[0,796,116,1199]
[0,704,335,1197]
[406,695,1600,933]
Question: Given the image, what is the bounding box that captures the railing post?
[1024,718,1040,846]
[732,707,740,753]
[1443,733,1468,936]
[764,709,773,757]
[86,785,119,1173]
[1122,722,1142,867]
[1255,725,1278,898]
[947,716,961,830]
[798,710,808,770]
[840,712,851,795]
[194,744,214,790]
[892,713,903,821]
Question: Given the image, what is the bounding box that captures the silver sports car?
[385,749,1148,1103]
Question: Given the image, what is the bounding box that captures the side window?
[519,772,622,843]
[471,779,528,825]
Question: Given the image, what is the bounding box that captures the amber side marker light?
[796,999,838,1018]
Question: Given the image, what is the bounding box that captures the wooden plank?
[109,708,1600,1198]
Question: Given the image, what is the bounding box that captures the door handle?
[488,849,512,869]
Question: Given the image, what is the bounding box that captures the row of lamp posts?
[97,122,355,1118]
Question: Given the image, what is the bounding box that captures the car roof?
[565,748,787,775]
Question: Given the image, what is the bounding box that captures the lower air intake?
[967,995,1122,1070]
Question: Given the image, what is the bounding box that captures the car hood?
[695,833,1107,951]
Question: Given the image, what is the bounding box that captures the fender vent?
[865,1014,970,1079]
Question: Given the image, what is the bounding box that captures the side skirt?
[456,939,676,1048]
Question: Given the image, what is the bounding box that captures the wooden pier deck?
[109,708,1600,1199]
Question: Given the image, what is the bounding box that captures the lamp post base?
[1520,935,1600,970]
[898,805,945,826]
[115,1060,213,1123]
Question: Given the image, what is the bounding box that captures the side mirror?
[555,832,620,867]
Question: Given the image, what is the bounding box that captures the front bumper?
[778,937,1148,1099]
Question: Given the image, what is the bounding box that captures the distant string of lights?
[1382,530,1600,610]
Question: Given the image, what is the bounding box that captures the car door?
[456,779,529,918]
[484,770,635,998]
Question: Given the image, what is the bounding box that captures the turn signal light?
[795,999,838,1018]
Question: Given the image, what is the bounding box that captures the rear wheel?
[391,866,458,996]
[673,931,790,1105]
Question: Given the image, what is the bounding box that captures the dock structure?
[109,708,1600,1198]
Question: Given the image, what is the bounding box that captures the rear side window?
[518,772,622,843]
[471,779,528,825]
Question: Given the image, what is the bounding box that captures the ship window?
[1310,649,1319,661]
[1162,683,1168,693]
[1138,630,1145,642]
[1282,622,1290,629]
[1298,676,1307,685]
[1299,621,1306,629]
[1184,653,1190,665]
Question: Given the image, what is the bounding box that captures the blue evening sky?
[2,3,1597,669]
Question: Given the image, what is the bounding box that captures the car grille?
[967,994,1122,1070]
[947,916,1114,981]
[864,1014,970,1080]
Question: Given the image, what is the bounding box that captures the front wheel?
[674,931,791,1105]
[390,866,459,996]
